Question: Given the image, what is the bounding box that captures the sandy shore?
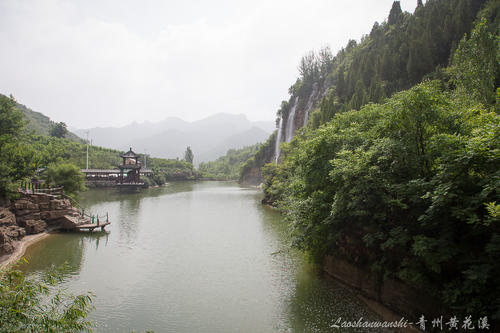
[0,232,51,269]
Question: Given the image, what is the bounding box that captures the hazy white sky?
[0,0,418,128]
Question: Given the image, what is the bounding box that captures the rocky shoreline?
[0,192,86,268]
[0,232,50,268]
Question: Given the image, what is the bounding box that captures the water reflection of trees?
[77,182,197,206]
[257,192,388,333]
[20,232,109,279]
[77,182,197,244]
[284,271,392,333]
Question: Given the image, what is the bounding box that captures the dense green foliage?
[27,135,122,170]
[1,94,83,142]
[242,0,493,183]
[49,122,69,138]
[146,157,196,185]
[0,96,37,197]
[46,163,87,197]
[0,94,196,197]
[239,132,277,183]
[451,17,500,105]
[198,144,261,180]
[307,0,490,128]
[263,15,500,319]
[0,264,94,332]
[27,136,195,186]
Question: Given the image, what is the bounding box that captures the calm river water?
[21,181,384,332]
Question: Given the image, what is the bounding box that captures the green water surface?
[20,181,385,332]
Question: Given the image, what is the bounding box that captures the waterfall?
[275,96,299,163]
[303,83,319,126]
[274,115,283,163]
[285,97,299,143]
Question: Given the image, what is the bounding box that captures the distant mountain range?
[74,114,275,164]
[1,92,274,164]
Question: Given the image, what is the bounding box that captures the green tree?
[50,122,68,138]
[0,95,23,137]
[0,264,94,332]
[263,80,500,319]
[388,1,403,25]
[184,146,194,165]
[0,95,35,198]
[46,163,86,197]
[451,18,499,105]
[349,79,368,110]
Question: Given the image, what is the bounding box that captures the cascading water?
[303,83,319,126]
[274,115,283,163]
[275,96,299,163]
[285,97,299,143]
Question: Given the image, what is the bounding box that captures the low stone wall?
[0,193,76,256]
[323,256,443,321]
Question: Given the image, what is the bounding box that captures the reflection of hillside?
[257,192,386,332]
[77,188,145,206]
[284,268,389,333]
[19,232,109,278]
[77,182,197,206]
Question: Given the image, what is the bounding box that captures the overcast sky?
[0,0,418,129]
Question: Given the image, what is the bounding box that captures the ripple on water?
[22,183,393,333]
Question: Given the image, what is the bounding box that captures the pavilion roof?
[120,147,139,158]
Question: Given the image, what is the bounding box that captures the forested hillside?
[260,1,500,322]
[0,94,83,142]
[240,0,497,184]
[0,96,196,197]
[198,144,262,180]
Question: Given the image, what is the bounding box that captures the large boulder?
[49,199,71,210]
[58,215,82,229]
[12,199,38,211]
[16,212,41,224]
[40,210,71,222]
[23,220,47,234]
[0,224,24,254]
[3,225,26,240]
[0,230,14,254]
[38,202,50,211]
[0,208,16,226]
[30,193,51,204]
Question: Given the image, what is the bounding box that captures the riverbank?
[0,191,95,269]
[0,232,50,269]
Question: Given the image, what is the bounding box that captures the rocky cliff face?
[0,193,78,256]
[239,166,263,186]
[239,80,328,186]
[275,81,328,162]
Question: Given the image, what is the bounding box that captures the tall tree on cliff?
[388,1,403,25]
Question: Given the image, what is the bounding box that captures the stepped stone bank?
[0,193,88,257]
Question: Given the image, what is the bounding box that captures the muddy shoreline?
[0,232,51,269]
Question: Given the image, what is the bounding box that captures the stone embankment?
[0,193,88,259]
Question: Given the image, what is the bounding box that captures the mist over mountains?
[74,114,274,164]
